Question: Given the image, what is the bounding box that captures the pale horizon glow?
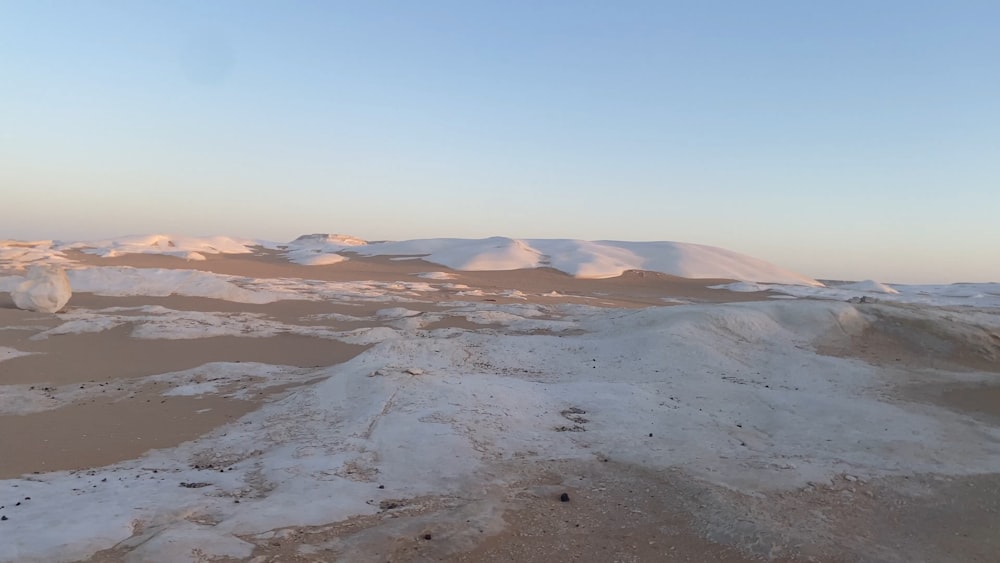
[3,1,998,284]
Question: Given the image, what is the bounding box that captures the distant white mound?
[66,234,258,259]
[291,233,368,247]
[315,236,822,286]
[839,280,900,294]
[11,265,72,313]
[282,233,367,265]
[0,240,69,266]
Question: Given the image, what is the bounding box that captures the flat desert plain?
[1,239,999,563]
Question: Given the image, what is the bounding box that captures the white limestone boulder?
[11,265,72,313]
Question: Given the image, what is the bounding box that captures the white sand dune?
[17,233,821,285]
[295,235,824,285]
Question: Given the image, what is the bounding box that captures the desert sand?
[2,238,999,562]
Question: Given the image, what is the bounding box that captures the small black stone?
[1,516,7,521]
[378,485,385,489]
[648,433,653,437]
[560,493,570,502]
[423,533,433,540]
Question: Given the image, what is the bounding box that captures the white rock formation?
[11,265,72,313]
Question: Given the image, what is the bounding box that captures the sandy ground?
[3,251,999,562]
[0,255,750,480]
[192,462,999,563]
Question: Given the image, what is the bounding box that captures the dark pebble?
[423,533,432,540]
[378,485,385,489]
[648,433,653,437]
[1,516,6,521]
[560,493,570,502]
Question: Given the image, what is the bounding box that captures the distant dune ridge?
[64,234,257,261]
[6,235,1000,309]
[8,233,822,286]
[284,234,824,285]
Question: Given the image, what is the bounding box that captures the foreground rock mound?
[11,265,72,313]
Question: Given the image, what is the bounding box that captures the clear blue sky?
[2,1,998,283]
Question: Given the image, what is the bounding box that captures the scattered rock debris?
[557,406,589,432]
[379,499,407,511]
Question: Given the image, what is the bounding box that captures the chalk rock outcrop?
[11,265,72,313]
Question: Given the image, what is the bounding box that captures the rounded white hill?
[11,265,73,313]
[839,280,900,294]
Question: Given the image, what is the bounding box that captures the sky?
[2,1,998,283]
